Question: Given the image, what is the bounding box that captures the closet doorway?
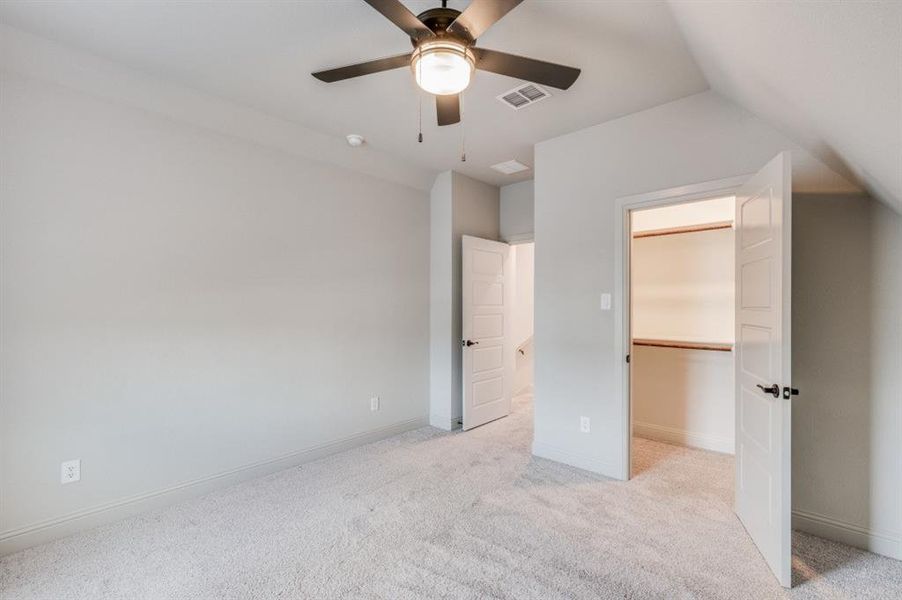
[615,155,795,587]
[628,195,736,472]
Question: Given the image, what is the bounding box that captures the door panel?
[462,235,513,430]
[472,346,503,373]
[734,152,792,587]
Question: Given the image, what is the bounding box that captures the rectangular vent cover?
[496,83,551,110]
[490,160,531,175]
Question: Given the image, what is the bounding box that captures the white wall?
[631,346,734,454]
[429,172,500,429]
[630,220,735,454]
[511,243,535,395]
[500,180,534,242]
[533,90,901,557]
[0,71,430,553]
[631,228,734,344]
[791,194,902,558]
[429,172,454,430]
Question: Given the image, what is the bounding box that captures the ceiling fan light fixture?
[411,40,475,96]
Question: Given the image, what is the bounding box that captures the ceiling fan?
[312,0,581,127]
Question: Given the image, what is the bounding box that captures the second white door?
[462,235,513,430]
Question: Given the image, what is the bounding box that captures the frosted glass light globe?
[411,41,475,96]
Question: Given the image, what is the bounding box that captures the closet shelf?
[632,338,733,352]
[632,220,733,239]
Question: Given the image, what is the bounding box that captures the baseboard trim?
[0,415,428,556]
[429,413,461,431]
[531,441,620,479]
[792,509,902,560]
[633,421,734,455]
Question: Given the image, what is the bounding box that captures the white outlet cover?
[370,396,380,411]
[580,417,591,433]
[61,459,81,484]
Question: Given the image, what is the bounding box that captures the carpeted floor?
[2,394,900,599]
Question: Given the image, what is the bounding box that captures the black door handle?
[757,383,780,398]
[462,340,478,347]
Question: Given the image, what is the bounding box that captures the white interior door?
[462,235,513,430]
[734,152,793,587]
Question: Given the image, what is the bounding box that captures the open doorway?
[511,242,535,400]
[629,196,736,477]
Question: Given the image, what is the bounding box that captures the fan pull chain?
[460,92,466,162]
[418,93,423,143]
[417,57,423,143]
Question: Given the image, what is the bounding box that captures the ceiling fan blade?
[312,53,412,83]
[436,94,461,126]
[363,0,435,41]
[447,0,524,40]
[473,47,580,90]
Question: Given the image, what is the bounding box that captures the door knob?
[756,383,780,398]
[462,340,478,347]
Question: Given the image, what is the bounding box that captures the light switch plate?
[600,293,612,310]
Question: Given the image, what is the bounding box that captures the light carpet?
[1,395,900,599]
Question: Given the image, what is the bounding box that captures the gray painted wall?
[0,72,430,552]
[429,172,454,429]
[792,194,901,557]
[429,172,499,429]
[533,90,900,557]
[500,180,534,242]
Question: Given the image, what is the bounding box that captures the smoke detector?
[497,83,551,110]
[346,134,365,147]
[490,159,530,175]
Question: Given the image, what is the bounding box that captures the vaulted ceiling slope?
[0,0,708,187]
[669,1,902,213]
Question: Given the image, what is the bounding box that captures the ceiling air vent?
[497,83,551,110]
[490,160,531,175]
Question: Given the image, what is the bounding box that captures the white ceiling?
[1,1,897,206]
[669,0,902,211]
[0,0,709,187]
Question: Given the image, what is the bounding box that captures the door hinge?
[625,354,630,364]
[782,386,799,399]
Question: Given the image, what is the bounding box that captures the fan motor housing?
[412,7,473,46]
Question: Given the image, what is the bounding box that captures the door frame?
[613,175,750,481]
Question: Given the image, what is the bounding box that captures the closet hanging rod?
[632,220,733,239]
[632,338,733,352]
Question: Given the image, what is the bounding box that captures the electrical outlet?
[370,396,380,412]
[580,417,591,433]
[61,459,80,484]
